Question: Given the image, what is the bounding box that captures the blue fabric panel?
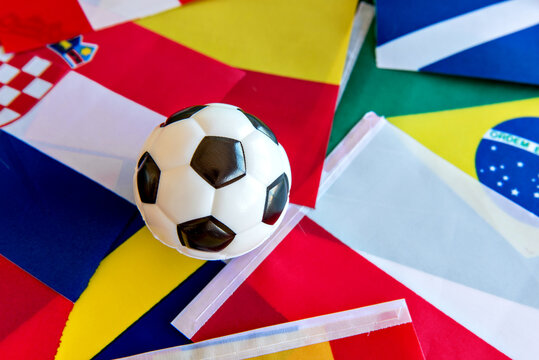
[377,0,503,45]
[0,130,140,302]
[421,25,539,85]
[93,261,225,360]
[476,117,539,216]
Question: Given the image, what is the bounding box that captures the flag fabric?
[331,19,539,153]
[387,98,539,221]
[0,131,223,359]
[0,49,68,126]
[0,130,140,358]
[175,216,507,360]
[0,20,243,360]
[0,0,194,53]
[56,5,370,356]
[0,130,141,302]
[54,227,214,360]
[3,22,245,203]
[174,113,537,359]
[1,1,359,207]
[375,0,539,85]
[308,114,539,359]
[0,255,73,360]
[122,300,424,360]
[92,261,224,360]
[136,0,359,207]
[328,20,539,154]
[1,1,359,357]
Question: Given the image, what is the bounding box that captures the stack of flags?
[1,0,538,359]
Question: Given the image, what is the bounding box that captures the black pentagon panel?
[161,105,207,127]
[241,110,278,145]
[263,173,289,225]
[137,152,160,204]
[191,136,246,189]
[177,216,235,252]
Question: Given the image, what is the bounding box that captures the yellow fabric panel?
[249,341,334,360]
[55,227,205,360]
[388,97,539,179]
[136,0,357,85]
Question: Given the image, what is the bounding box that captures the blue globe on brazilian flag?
[476,117,539,217]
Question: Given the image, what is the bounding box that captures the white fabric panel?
[361,251,539,360]
[4,71,165,203]
[78,0,180,30]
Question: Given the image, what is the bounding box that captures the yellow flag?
[56,227,204,360]
[137,0,357,85]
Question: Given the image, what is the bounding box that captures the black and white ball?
[134,103,291,260]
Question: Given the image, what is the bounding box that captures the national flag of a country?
[309,114,539,359]
[4,21,245,203]
[388,97,539,220]
[375,0,539,85]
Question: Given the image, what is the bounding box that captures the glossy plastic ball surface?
[134,103,291,260]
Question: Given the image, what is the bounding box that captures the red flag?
[193,217,509,360]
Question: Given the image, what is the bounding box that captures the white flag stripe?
[78,0,180,30]
[360,251,539,360]
[4,71,165,203]
[127,300,410,360]
[376,0,539,70]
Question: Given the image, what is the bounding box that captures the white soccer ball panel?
[220,222,275,258]
[150,119,205,171]
[157,165,216,224]
[193,105,254,140]
[140,203,180,248]
[134,103,292,260]
[242,130,288,187]
[212,175,266,233]
[176,243,231,261]
[205,103,239,110]
[137,126,163,160]
[278,144,292,188]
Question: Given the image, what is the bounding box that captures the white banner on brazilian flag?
[484,129,539,156]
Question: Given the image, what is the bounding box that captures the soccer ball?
[133,103,291,260]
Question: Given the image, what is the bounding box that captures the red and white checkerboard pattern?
[0,51,66,127]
